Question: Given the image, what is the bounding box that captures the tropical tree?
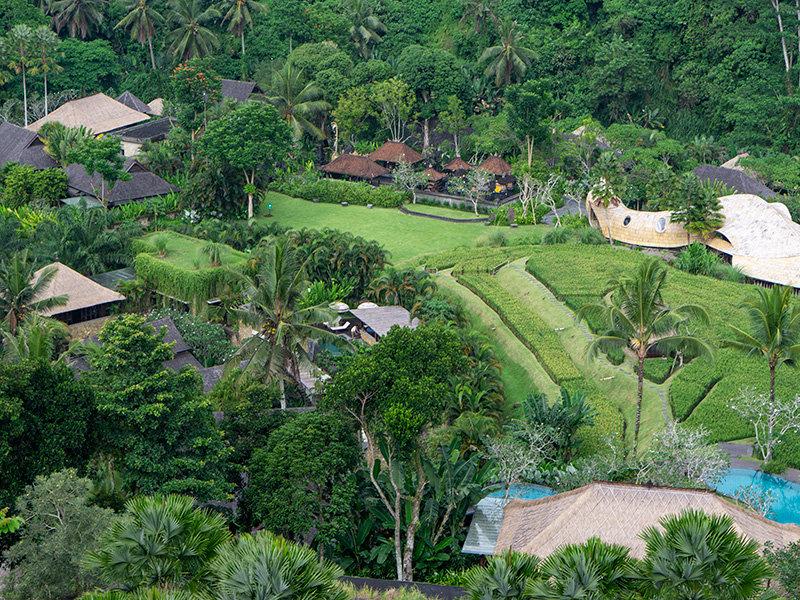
[227,240,340,408]
[590,150,623,244]
[266,66,331,140]
[165,0,221,61]
[83,494,232,595]
[638,510,773,600]
[6,25,33,127]
[115,0,164,70]
[462,549,541,600]
[49,0,105,38]
[38,122,92,167]
[1,313,69,364]
[577,259,712,457]
[344,0,386,60]
[478,17,537,88]
[0,250,67,336]
[210,530,349,600]
[217,0,267,57]
[66,135,131,208]
[459,0,497,34]
[28,26,62,116]
[725,284,800,406]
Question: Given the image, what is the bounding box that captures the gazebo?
[319,154,389,185]
[424,167,447,192]
[478,155,513,176]
[443,158,474,172]
[370,141,425,166]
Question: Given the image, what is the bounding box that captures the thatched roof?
[34,262,125,317]
[370,141,425,164]
[424,167,446,181]
[66,158,179,205]
[116,117,177,143]
[221,79,258,102]
[320,154,389,179]
[349,305,419,337]
[443,158,473,172]
[691,164,777,199]
[116,91,153,114]
[28,93,150,134]
[0,121,58,169]
[721,153,748,170]
[478,155,512,176]
[147,98,164,116]
[494,482,800,559]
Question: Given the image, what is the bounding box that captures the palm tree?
[0,250,68,336]
[344,0,386,60]
[49,0,105,38]
[725,284,800,406]
[217,0,266,57]
[227,240,342,408]
[266,66,331,140]
[478,17,537,87]
[83,495,232,595]
[577,259,712,457]
[6,25,33,127]
[210,530,348,600]
[459,0,497,34]
[38,122,92,167]
[165,0,221,61]
[527,538,636,600]
[82,590,194,600]
[28,26,62,117]
[1,314,69,364]
[115,0,164,70]
[638,510,773,600]
[462,549,541,600]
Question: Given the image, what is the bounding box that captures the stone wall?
[68,315,117,340]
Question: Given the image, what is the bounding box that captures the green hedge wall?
[275,179,411,208]
[562,379,626,456]
[643,358,673,384]
[670,357,723,421]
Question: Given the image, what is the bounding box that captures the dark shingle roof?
[116,91,153,114]
[66,158,179,205]
[115,117,177,143]
[691,165,777,199]
[320,154,390,179]
[0,121,58,169]
[221,79,258,102]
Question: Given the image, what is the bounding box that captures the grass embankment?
[258,192,541,266]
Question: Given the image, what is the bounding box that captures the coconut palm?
[83,494,232,595]
[725,284,800,406]
[210,530,348,600]
[577,259,712,457]
[459,0,497,34]
[28,26,62,116]
[638,509,773,600]
[1,314,69,364]
[115,0,164,70]
[217,0,266,57]
[6,25,33,127]
[227,240,342,408]
[463,549,542,600]
[0,250,67,336]
[345,0,386,60]
[48,0,105,38]
[266,66,331,140]
[165,0,221,61]
[478,17,537,88]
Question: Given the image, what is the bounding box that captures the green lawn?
[138,231,247,270]
[259,192,538,266]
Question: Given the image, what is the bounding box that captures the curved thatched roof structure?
[443,158,474,172]
[586,192,800,286]
[478,155,512,176]
[320,154,389,179]
[691,164,776,199]
[493,482,800,559]
[370,141,425,164]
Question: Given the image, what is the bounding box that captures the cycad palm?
[49,0,105,38]
[28,26,62,116]
[210,530,348,600]
[345,0,386,60]
[266,66,331,140]
[638,509,773,600]
[478,17,537,87]
[0,250,67,336]
[227,240,341,408]
[83,494,232,595]
[577,259,712,457]
[165,0,221,61]
[725,284,800,405]
[462,549,541,600]
[217,0,266,57]
[115,0,164,70]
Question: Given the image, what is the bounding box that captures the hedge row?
[275,179,411,208]
[669,357,722,421]
[562,379,626,456]
[457,271,582,385]
[643,358,673,384]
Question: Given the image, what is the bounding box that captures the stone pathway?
[542,197,587,225]
[508,263,672,424]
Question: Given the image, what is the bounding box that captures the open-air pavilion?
[319,154,390,185]
[348,305,419,345]
[370,141,425,167]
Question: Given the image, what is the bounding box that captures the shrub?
[674,242,720,276]
[543,228,568,244]
[148,308,234,367]
[643,358,673,384]
[713,262,746,283]
[507,233,541,246]
[580,228,606,245]
[561,379,625,455]
[561,212,589,229]
[275,178,410,207]
[606,347,625,365]
[762,459,787,475]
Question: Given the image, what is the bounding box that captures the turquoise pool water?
[487,484,555,500]
[716,467,800,524]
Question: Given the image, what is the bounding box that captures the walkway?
[506,262,672,425]
[542,196,586,225]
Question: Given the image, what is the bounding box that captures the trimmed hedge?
[642,358,672,384]
[562,379,625,456]
[669,357,722,421]
[275,179,411,208]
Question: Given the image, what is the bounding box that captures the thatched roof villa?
[691,164,777,199]
[66,158,178,206]
[320,154,390,184]
[370,141,425,165]
[478,155,513,176]
[442,158,474,172]
[28,93,150,134]
[0,122,58,169]
[34,262,125,325]
[220,79,260,103]
[116,91,156,115]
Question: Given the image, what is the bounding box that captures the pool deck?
[720,442,800,485]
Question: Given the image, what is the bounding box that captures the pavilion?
[320,154,389,185]
[370,141,425,166]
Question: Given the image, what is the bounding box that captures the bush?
[148,308,234,367]
[762,459,787,475]
[606,347,625,365]
[643,358,673,384]
[561,212,589,229]
[276,178,411,208]
[713,262,746,283]
[670,358,722,421]
[580,228,606,245]
[561,379,625,456]
[674,243,720,276]
[543,228,568,244]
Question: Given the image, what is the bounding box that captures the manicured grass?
[137,231,247,270]
[259,192,535,266]
[404,203,486,218]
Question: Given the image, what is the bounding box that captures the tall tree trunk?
[43,69,48,116]
[422,117,430,154]
[773,0,793,73]
[633,353,645,458]
[241,29,245,57]
[149,36,156,70]
[401,454,426,582]
[22,64,28,127]
[278,375,287,409]
[770,361,776,405]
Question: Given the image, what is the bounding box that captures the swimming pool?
[487,484,555,500]
[715,467,800,525]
